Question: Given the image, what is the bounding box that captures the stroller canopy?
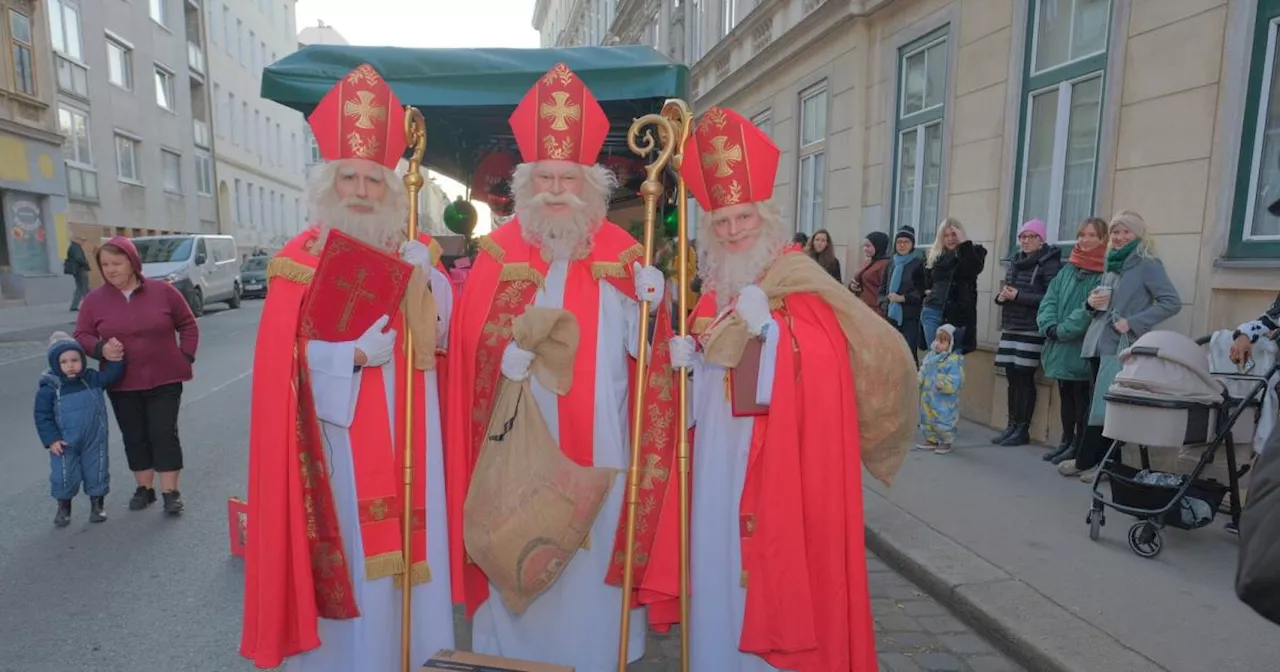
[1110,330,1224,404]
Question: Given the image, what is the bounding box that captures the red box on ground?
[227,496,248,557]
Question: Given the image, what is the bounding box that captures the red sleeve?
[165,281,200,359]
[73,291,102,358]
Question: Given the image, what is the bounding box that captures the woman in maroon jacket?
[74,236,199,514]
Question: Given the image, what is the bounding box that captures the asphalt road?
[0,302,1018,672]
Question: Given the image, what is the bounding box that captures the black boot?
[162,490,184,515]
[1044,432,1074,461]
[89,496,107,523]
[1001,424,1031,446]
[129,486,157,511]
[54,499,71,527]
[1051,429,1083,465]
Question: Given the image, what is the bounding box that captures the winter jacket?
[1081,253,1181,359]
[1036,263,1102,381]
[923,241,987,352]
[34,339,124,450]
[74,236,199,392]
[878,255,926,324]
[995,245,1063,333]
[853,257,889,317]
[1237,424,1280,626]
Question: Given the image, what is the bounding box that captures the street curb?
[863,487,1169,672]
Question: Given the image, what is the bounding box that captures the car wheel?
[228,282,242,309]
[189,287,205,317]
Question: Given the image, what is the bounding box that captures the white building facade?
[206,0,307,254]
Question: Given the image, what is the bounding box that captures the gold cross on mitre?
[540,91,581,132]
[702,135,743,178]
[343,90,386,130]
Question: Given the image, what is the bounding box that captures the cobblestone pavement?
[454,550,1023,672]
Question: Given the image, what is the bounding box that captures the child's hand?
[48,440,66,456]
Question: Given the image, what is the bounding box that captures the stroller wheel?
[1128,522,1163,559]
[1088,511,1103,541]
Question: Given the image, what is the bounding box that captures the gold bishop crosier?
[616,99,693,672]
[400,105,427,672]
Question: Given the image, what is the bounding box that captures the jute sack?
[462,307,619,615]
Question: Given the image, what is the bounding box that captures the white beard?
[516,191,597,260]
[313,197,404,252]
[700,236,781,310]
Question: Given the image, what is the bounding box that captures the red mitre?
[508,62,609,165]
[307,63,407,169]
[680,106,780,213]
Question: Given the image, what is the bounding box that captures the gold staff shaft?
[617,112,677,672]
[660,98,694,672]
[400,106,427,672]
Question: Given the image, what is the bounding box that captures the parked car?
[240,256,269,299]
[132,234,241,316]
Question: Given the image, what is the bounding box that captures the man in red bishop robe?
[239,64,457,671]
[444,62,682,671]
[666,107,917,671]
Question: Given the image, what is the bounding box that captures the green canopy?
[261,44,689,183]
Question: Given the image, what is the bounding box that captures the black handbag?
[1236,429,1280,625]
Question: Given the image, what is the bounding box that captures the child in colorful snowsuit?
[918,324,965,454]
[33,331,124,526]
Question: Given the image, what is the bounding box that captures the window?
[237,19,245,65]
[161,150,182,192]
[116,135,141,183]
[222,5,232,54]
[47,0,81,59]
[150,0,168,27]
[892,29,948,242]
[106,38,133,90]
[154,66,175,110]
[195,151,213,195]
[275,122,282,165]
[720,0,736,38]
[254,109,262,158]
[690,0,704,61]
[1012,0,1111,245]
[1230,1,1280,257]
[249,30,257,71]
[208,3,219,45]
[59,106,98,201]
[9,9,35,95]
[307,128,321,164]
[242,101,250,150]
[752,110,772,138]
[235,178,245,222]
[796,83,828,235]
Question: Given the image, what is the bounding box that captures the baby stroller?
[1085,330,1273,558]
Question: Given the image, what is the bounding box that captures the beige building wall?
[542,0,1280,438]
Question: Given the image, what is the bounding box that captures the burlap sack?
[701,252,917,486]
[462,307,619,615]
[399,266,436,370]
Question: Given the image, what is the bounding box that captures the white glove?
[399,240,432,270]
[355,314,397,367]
[500,341,536,381]
[735,285,772,336]
[668,335,697,371]
[633,262,665,305]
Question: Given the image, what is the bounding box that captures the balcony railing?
[193,119,210,149]
[188,42,205,74]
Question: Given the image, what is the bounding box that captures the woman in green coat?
[1036,217,1108,464]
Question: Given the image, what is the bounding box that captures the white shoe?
[915,443,938,451]
[1058,459,1082,476]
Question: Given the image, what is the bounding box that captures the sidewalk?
[864,420,1274,672]
[0,301,77,340]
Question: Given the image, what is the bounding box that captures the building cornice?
[608,0,653,42]
[0,115,61,147]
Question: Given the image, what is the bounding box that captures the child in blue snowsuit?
[918,323,964,455]
[33,331,124,527]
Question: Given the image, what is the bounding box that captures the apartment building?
[0,0,71,303]
[206,0,307,255]
[47,0,217,259]
[539,0,1280,438]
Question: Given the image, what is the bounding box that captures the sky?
[294,0,542,232]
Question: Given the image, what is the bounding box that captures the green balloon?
[444,198,478,236]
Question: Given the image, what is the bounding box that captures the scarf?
[1106,239,1140,272]
[887,253,914,326]
[1067,242,1105,273]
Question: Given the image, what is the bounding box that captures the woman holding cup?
[1057,211,1180,481]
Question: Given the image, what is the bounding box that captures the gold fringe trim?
[499,263,545,288]
[619,244,643,266]
[393,560,433,588]
[266,257,314,285]
[591,262,628,281]
[364,551,406,582]
[740,570,748,588]
[769,297,784,312]
[476,235,504,263]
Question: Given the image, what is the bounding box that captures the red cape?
[239,227,450,669]
[690,287,877,672]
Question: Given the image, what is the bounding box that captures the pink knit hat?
[1018,219,1047,241]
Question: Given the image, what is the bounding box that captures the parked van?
[132,234,241,316]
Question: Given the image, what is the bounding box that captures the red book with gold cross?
[298,229,413,341]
